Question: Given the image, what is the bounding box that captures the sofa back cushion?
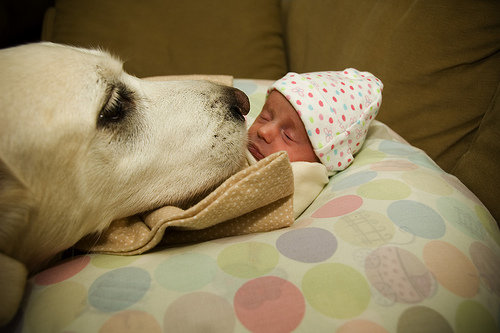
[286,0,500,220]
[42,0,287,79]
[452,85,500,222]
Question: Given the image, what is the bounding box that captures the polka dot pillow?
[11,79,500,333]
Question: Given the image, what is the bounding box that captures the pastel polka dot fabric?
[271,69,383,174]
[13,79,499,333]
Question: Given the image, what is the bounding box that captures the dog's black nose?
[233,88,250,115]
[230,88,250,121]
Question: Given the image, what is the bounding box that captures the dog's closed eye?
[98,83,135,128]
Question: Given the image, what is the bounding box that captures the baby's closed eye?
[282,129,296,142]
[259,111,272,121]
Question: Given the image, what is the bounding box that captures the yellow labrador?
[0,42,249,325]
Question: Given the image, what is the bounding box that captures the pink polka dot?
[312,195,363,218]
[329,117,334,123]
[34,256,90,285]
[319,100,324,107]
[319,114,324,120]
[338,162,342,167]
[340,88,345,93]
[360,103,363,109]
[164,293,234,332]
[423,241,479,298]
[308,92,313,98]
[103,311,161,333]
[296,100,302,105]
[291,81,296,84]
[332,96,337,102]
[470,242,500,296]
[323,88,328,93]
[350,86,354,90]
[338,320,388,333]
[351,105,355,110]
[366,247,436,303]
[315,128,320,134]
[234,276,305,333]
[342,115,346,121]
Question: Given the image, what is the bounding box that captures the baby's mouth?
[248,142,264,160]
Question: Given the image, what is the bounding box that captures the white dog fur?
[0,42,249,325]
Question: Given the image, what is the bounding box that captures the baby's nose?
[257,123,279,143]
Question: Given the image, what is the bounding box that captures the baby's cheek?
[273,145,292,159]
[247,126,258,140]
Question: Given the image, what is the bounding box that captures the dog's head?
[0,42,249,271]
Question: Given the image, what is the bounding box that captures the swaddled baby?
[247,69,383,217]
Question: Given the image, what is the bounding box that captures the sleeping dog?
[0,42,249,325]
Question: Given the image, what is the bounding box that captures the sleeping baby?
[246,69,383,217]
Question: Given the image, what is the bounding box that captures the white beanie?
[270,69,383,174]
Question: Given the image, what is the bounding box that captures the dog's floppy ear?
[0,158,33,255]
[0,158,31,326]
[0,253,27,326]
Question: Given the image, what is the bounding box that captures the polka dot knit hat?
[270,69,383,174]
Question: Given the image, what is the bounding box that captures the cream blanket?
[77,151,294,254]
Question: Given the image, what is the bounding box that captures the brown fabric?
[42,0,287,79]
[286,0,500,221]
[76,151,294,255]
[452,83,500,222]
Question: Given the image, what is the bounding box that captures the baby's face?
[248,90,319,163]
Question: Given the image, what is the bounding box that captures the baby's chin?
[247,143,265,161]
[246,149,259,165]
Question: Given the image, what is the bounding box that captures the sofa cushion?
[452,84,500,223]
[42,0,287,79]
[286,0,500,221]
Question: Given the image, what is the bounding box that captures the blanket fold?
[76,151,294,255]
